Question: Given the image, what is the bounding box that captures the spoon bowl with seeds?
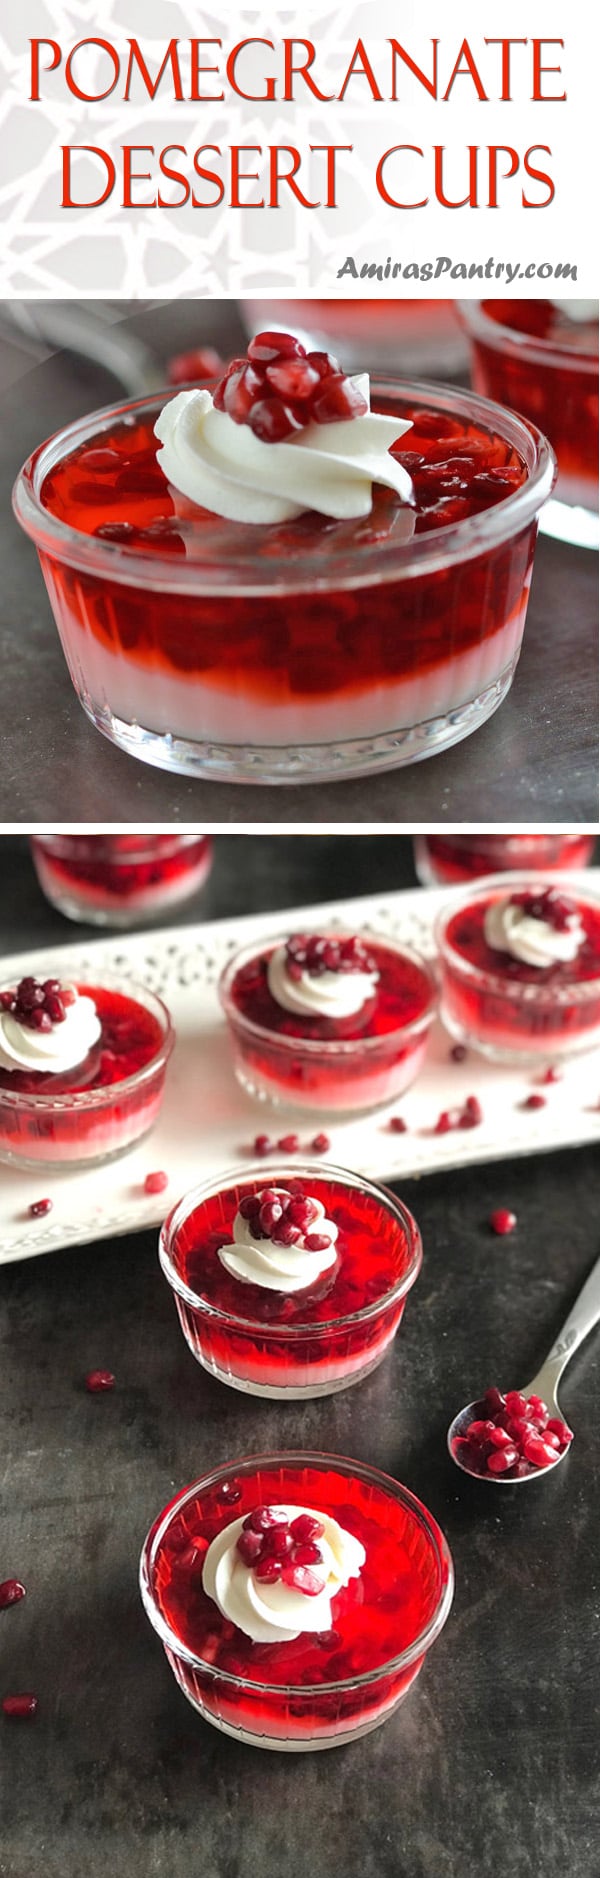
[448,1248,600,1485]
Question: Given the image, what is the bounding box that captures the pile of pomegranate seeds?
[213,331,368,444]
[236,1506,326,1594]
[239,1188,334,1253]
[455,1388,573,1477]
[0,976,76,1032]
[285,933,377,981]
[509,887,580,934]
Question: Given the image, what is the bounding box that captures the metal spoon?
[448,1249,600,1484]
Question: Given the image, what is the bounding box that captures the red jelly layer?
[37,394,533,704]
[229,940,432,1043]
[152,1462,443,1692]
[0,985,163,1095]
[417,833,595,886]
[31,835,211,903]
[470,301,598,497]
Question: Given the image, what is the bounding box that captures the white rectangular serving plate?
[1,878,599,1265]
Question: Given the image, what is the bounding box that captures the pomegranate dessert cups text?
[219,930,437,1114]
[436,873,600,1064]
[140,1451,453,1749]
[460,298,598,550]
[30,832,213,927]
[0,970,174,1168]
[13,329,555,784]
[159,1162,422,1398]
[414,832,595,887]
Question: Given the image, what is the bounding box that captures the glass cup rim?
[0,970,175,1109]
[12,375,556,596]
[139,1447,454,1694]
[158,1159,423,1333]
[218,931,438,1056]
[435,870,600,1001]
[458,298,599,373]
[31,832,209,866]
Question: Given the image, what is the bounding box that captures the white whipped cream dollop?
[218,1191,338,1293]
[154,377,415,525]
[203,1505,366,1643]
[0,989,101,1076]
[267,946,379,1020]
[549,300,598,323]
[484,899,584,969]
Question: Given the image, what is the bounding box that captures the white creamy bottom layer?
[0,1092,163,1164]
[183,1662,421,1748]
[236,1038,428,1113]
[58,600,525,747]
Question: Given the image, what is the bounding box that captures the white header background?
[0,0,596,297]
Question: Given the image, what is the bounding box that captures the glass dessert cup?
[159,1162,422,1399]
[414,832,595,887]
[13,379,555,785]
[219,933,437,1114]
[30,832,213,927]
[139,1450,454,1749]
[436,872,600,1064]
[459,300,599,550]
[0,974,174,1169]
[241,297,467,376]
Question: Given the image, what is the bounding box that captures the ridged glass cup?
[436,872,600,1064]
[158,1162,423,1398]
[13,379,555,784]
[30,832,213,927]
[139,1450,454,1750]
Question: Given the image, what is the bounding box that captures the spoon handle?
[525,1249,600,1403]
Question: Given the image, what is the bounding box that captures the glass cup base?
[77,659,519,784]
[441,1010,600,1068]
[178,1674,417,1751]
[0,1119,156,1174]
[233,1061,419,1118]
[538,496,599,551]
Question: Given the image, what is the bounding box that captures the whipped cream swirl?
[218,1191,338,1292]
[484,898,584,968]
[154,377,415,525]
[202,1505,365,1643]
[0,989,101,1075]
[267,946,379,1020]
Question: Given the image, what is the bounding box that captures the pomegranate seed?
[307,349,340,377]
[487,1447,518,1474]
[2,1694,38,1720]
[290,1514,325,1542]
[521,1094,547,1111]
[272,1221,303,1248]
[244,1505,289,1533]
[541,1066,562,1084]
[281,1564,324,1596]
[278,1134,299,1152]
[489,1209,517,1236]
[525,1394,548,1420]
[249,397,304,443]
[544,1431,561,1451]
[144,1171,168,1195]
[312,376,368,424]
[435,1111,454,1134]
[460,1095,483,1127]
[29,1199,52,1219]
[259,1200,283,1234]
[287,1198,319,1230]
[254,1557,282,1583]
[263,1528,293,1559]
[237,1530,264,1565]
[482,1387,505,1415]
[311,1134,330,1154]
[0,1579,26,1610]
[265,359,320,401]
[304,1232,333,1253]
[505,1392,529,1418]
[239,1194,262,1220]
[522,1434,560,1468]
[85,1370,115,1393]
[253,1135,272,1157]
[218,1482,242,1504]
[389,1116,407,1133]
[248,330,307,364]
[167,345,224,385]
[291,1542,323,1566]
[466,1419,496,1444]
[546,1418,573,1444]
[450,1044,468,1062]
[489,1426,513,1449]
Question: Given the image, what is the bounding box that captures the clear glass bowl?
[414,832,596,887]
[0,973,174,1169]
[436,871,600,1064]
[13,379,555,784]
[459,299,598,550]
[158,1161,423,1398]
[30,832,213,927]
[139,1450,454,1750]
[218,933,438,1114]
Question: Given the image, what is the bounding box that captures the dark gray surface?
[1,302,597,825]
[1,835,599,1878]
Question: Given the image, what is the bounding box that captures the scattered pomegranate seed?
[167,345,223,384]
[217,1482,242,1504]
[434,1110,453,1135]
[278,1134,299,1152]
[0,1579,26,1610]
[28,1199,52,1219]
[388,1116,407,1134]
[144,1171,168,1195]
[540,1066,562,1085]
[489,1209,517,1236]
[253,1134,272,1157]
[311,1134,331,1154]
[450,1044,468,1062]
[2,1693,38,1720]
[460,1095,483,1128]
[85,1370,115,1394]
[521,1093,547,1111]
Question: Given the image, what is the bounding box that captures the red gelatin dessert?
[30,832,213,927]
[140,1451,453,1749]
[437,874,600,1063]
[460,298,598,548]
[0,972,174,1167]
[219,930,437,1113]
[13,326,555,784]
[159,1163,422,1398]
[414,832,595,887]
[451,1386,573,1480]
